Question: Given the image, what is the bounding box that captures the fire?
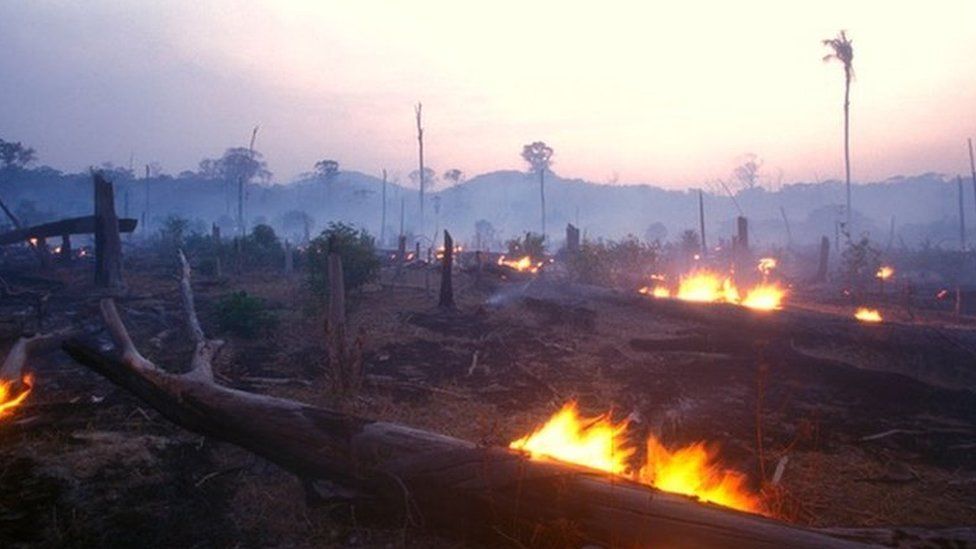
[757,257,777,277]
[676,271,738,303]
[498,255,542,273]
[642,269,785,310]
[0,373,33,417]
[511,402,761,513]
[876,266,894,280]
[741,283,786,311]
[435,245,463,260]
[854,307,883,322]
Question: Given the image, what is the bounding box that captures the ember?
[511,401,762,513]
[854,307,883,322]
[0,373,33,417]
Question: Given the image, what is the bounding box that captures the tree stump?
[93,172,124,290]
[439,230,455,309]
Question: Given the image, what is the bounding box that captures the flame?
[435,245,464,260]
[0,374,33,417]
[876,266,894,280]
[511,402,761,513]
[498,255,542,273]
[642,269,785,311]
[740,283,786,310]
[757,257,777,277]
[854,308,883,322]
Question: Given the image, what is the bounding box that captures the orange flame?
[854,308,883,322]
[741,283,786,311]
[0,374,33,417]
[510,402,762,513]
[876,266,894,280]
[498,255,542,273]
[645,270,785,311]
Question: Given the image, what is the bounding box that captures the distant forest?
[0,138,970,252]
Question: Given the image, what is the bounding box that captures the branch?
[177,250,221,382]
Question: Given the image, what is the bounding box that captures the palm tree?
[822,30,854,234]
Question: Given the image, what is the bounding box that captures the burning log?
[59,257,864,548]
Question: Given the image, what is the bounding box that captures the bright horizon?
[1,1,974,188]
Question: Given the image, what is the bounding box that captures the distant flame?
[511,402,761,513]
[639,286,671,298]
[498,255,542,273]
[0,374,33,417]
[757,257,777,277]
[854,308,883,322]
[876,266,894,280]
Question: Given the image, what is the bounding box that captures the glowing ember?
[876,266,894,280]
[498,255,542,273]
[757,257,777,277]
[0,374,33,417]
[511,402,761,513]
[741,283,786,310]
[854,308,883,322]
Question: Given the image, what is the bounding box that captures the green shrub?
[307,222,380,303]
[241,223,284,268]
[214,291,277,337]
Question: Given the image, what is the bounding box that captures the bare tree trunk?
[212,223,222,278]
[60,234,71,263]
[737,216,749,252]
[439,230,455,309]
[969,138,976,226]
[94,172,124,290]
[0,194,22,228]
[566,224,580,255]
[540,169,546,239]
[380,169,387,247]
[415,103,425,234]
[843,73,852,234]
[325,251,350,393]
[958,176,966,251]
[815,236,830,282]
[396,235,406,279]
[698,189,707,257]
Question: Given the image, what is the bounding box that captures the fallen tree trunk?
[58,254,864,547]
[0,216,137,246]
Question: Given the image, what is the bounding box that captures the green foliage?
[214,291,277,337]
[506,232,547,258]
[568,235,658,287]
[241,223,284,268]
[307,222,380,303]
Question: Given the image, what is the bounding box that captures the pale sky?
[1,0,974,187]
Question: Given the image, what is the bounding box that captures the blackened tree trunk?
[93,172,124,290]
[439,230,455,309]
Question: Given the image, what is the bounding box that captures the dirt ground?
[1,254,975,547]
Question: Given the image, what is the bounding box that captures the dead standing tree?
[56,259,866,548]
[93,172,125,290]
[438,230,455,309]
[323,244,362,396]
[415,103,426,235]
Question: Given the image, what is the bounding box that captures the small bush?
[307,222,380,303]
[214,291,277,337]
[568,235,658,287]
